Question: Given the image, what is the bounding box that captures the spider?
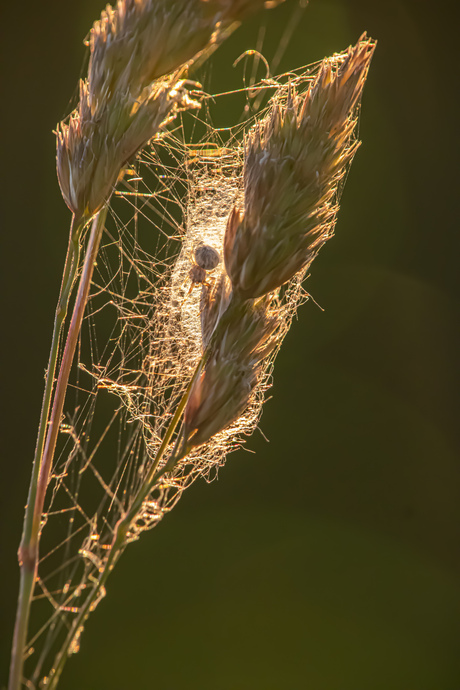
[187,242,221,291]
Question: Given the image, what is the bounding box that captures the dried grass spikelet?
[224,34,376,300]
[56,76,192,220]
[57,0,284,220]
[180,35,376,454]
[89,0,284,103]
[183,296,278,451]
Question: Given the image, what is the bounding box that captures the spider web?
[24,55,341,688]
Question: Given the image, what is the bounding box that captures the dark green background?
[1,1,459,688]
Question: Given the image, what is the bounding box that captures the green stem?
[32,208,107,546]
[8,214,85,690]
[8,210,107,690]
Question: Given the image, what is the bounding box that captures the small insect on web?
[191,242,221,284]
[182,242,223,306]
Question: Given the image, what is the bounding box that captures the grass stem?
[8,215,84,690]
[8,210,107,690]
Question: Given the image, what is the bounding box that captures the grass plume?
[225,35,376,299]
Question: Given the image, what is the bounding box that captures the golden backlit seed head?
[224,34,376,300]
[183,297,278,449]
[57,0,285,219]
[56,77,193,218]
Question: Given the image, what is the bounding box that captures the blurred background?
[1,1,459,688]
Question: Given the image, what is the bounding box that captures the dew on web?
[24,49,359,686]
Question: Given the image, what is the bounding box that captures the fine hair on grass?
[8,1,375,688]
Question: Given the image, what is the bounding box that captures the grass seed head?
[224,34,376,300]
[89,0,225,113]
[183,297,278,449]
[88,0,284,104]
[57,0,283,220]
[56,76,194,219]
